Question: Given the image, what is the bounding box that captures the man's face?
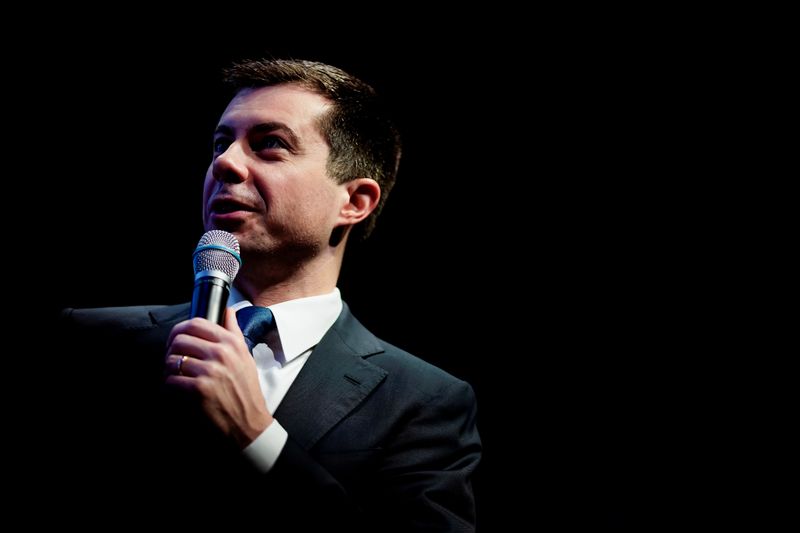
[203,84,344,262]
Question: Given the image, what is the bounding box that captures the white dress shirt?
[227,286,343,473]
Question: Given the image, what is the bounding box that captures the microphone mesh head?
[193,230,242,280]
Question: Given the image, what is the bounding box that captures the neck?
[234,246,344,307]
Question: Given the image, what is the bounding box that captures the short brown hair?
[223,58,402,239]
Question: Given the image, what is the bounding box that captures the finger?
[165,354,186,376]
[165,354,210,379]
[224,307,242,335]
[166,317,224,349]
[164,374,199,391]
[223,307,251,353]
[177,355,196,377]
[167,333,222,362]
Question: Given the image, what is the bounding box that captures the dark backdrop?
[27,31,677,530]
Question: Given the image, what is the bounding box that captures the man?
[61,59,480,531]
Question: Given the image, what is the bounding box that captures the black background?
[22,24,690,530]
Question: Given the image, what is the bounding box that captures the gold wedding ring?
[177,355,188,375]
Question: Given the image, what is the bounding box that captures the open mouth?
[210,198,255,214]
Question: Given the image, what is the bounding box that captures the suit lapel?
[149,303,191,328]
[275,304,387,450]
[144,303,190,384]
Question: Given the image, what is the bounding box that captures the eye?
[251,135,287,151]
[213,137,231,155]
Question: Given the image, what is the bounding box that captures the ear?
[336,178,381,227]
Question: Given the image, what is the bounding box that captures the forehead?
[220,84,332,139]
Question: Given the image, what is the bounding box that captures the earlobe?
[338,178,381,226]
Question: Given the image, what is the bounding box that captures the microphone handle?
[190,276,230,325]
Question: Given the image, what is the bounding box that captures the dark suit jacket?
[59,302,480,531]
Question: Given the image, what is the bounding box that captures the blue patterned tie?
[236,306,275,353]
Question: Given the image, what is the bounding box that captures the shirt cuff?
[242,419,288,473]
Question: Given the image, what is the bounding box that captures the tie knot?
[236,306,275,350]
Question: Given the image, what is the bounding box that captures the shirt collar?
[228,286,343,364]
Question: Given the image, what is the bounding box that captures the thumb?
[224,306,242,335]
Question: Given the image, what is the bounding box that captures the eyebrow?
[214,122,301,149]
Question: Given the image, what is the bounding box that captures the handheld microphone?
[190,230,242,324]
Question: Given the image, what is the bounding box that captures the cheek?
[201,169,216,221]
[202,170,215,201]
[300,184,337,214]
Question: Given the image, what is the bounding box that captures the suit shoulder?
[331,304,466,388]
[335,305,472,400]
[61,303,190,331]
[370,338,473,400]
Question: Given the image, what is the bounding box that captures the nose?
[212,141,248,184]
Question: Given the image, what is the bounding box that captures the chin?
[208,219,246,234]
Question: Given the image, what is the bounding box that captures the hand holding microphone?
[167,230,272,446]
